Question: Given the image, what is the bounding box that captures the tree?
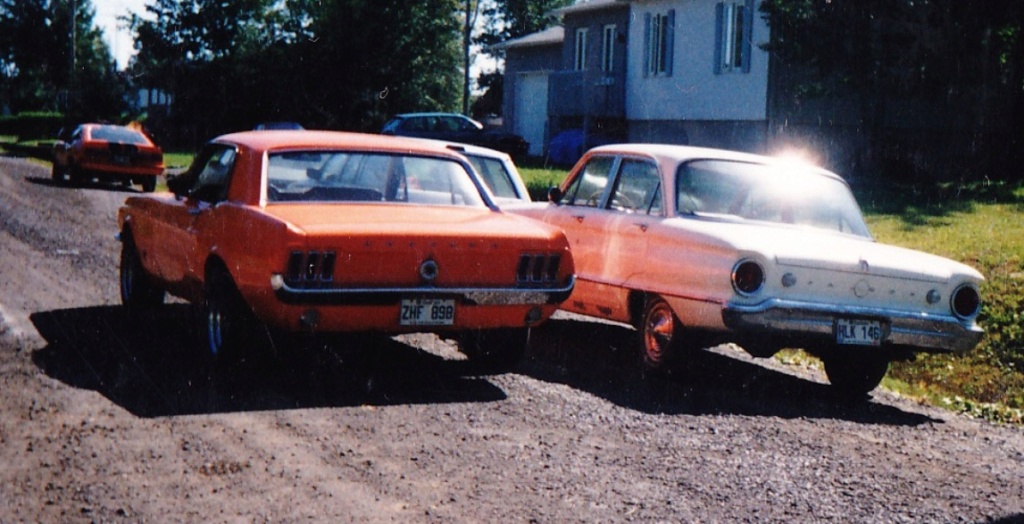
[760,0,1024,179]
[129,0,463,143]
[0,0,123,119]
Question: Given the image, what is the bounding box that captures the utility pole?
[463,0,472,115]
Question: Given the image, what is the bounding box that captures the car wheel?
[119,238,164,311]
[203,267,254,364]
[51,163,66,184]
[822,351,890,398]
[638,295,689,377]
[456,328,528,374]
[141,176,157,193]
[68,164,84,186]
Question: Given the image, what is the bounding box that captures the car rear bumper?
[722,298,983,354]
[270,274,575,306]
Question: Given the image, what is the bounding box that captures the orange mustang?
[117,130,574,370]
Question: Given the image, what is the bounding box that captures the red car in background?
[52,123,165,192]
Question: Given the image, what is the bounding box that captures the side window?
[190,146,237,203]
[609,159,662,215]
[562,156,614,207]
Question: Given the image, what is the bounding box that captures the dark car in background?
[382,113,529,159]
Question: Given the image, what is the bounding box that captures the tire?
[141,176,157,193]
[51,162,66,184]
[637,295,690,378]
[68,164,84,186]
[203,267,263,365]
[822,351,890,398]
[119,238,164,311]
[456,328,529,374]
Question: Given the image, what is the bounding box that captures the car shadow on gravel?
[525,316,940,426]
[29,305,506,418]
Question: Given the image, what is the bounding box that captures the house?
[502,0,771,161]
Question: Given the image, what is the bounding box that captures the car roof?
[213,130,474,157]
[586,143,844,181]
[392,112,472,120]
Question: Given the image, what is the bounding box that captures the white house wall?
[626,0,770,122]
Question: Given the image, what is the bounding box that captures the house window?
[715,1,753,74]
[644,11,675,77]
[575,28,589,71]
[601,24,616,72]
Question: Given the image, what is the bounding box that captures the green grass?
[855,180,1024,421]
[163,151,194,170]
[518,163,568,201]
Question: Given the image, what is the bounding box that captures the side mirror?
[547,186,563,204]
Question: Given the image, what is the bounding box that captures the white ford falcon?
[511,144,984,397]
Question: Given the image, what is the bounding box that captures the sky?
[94,0,147,70]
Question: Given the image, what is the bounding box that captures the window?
[562,156,614,207]
[574,28,589,71]
[644,11,675,77]
[266,151,486,207]
[715,1,753,74]
[609,159,662,215]
[189,145,237,203]
[601,24,616,72]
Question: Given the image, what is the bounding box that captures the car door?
[154,145,238,293]
[602,157,663,293]
[540,155,619,317]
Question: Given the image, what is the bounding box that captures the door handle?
[187,207,202,216]
[572,215,585,223]
[634,223,648,232]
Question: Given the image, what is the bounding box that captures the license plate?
[835,318,883,346]
[399,298,455,326]
[112,155,129,165]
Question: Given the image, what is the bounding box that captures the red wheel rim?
[644,302,675,365]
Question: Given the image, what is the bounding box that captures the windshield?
[675,160,871,238]
[266,151,486,207]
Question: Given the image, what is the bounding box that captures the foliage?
[476,0,572,53]
[0,0,124,120]
[129,0,464,144]
[859,181,1024,411]
[760,0,1024,180]
[518,163,566,201]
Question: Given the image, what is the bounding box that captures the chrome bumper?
[722,298,984,354]
[270,274,575,307]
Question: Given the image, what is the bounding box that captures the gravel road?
[0,154,1022,523]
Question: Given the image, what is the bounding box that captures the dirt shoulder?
[1,155,1022,522]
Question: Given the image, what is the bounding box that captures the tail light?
[517,253,562,286]
[285,251,336,287]
[951,284,981,319]
[731,259,765,296]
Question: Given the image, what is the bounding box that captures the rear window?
[266,151,486,207]
[90,126,149,145]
